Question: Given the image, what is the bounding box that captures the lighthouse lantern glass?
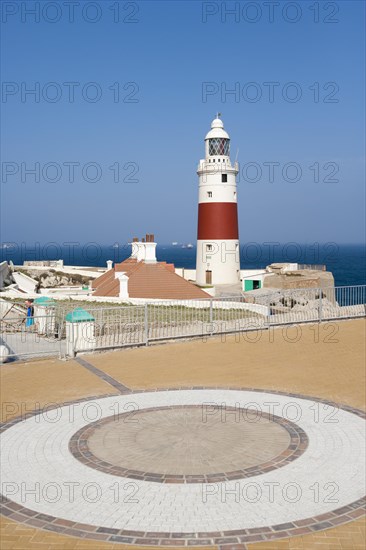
[209,138,230,156]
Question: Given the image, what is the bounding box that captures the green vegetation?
[1,296,262,326]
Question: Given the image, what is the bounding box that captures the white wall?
[196,239,240,285]
[240,269,267,278]
[12,271,38,293]
[174,268,197,281]
[40,287,90,296]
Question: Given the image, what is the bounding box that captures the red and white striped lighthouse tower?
[196,116,240,286]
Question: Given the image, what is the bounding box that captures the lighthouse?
[196,116,240,286]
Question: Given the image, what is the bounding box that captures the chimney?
[130,236,140,259]
[129,233,157,262]
[106,260,113,271]
[144,234,157,263]
[115,272,129,299]
[135,241,145,261]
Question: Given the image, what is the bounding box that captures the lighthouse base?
[196,239,240,287]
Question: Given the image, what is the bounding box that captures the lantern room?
[204,117,230,159]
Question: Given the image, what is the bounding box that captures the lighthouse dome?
[211,118,224,129]
[205,117,229,140]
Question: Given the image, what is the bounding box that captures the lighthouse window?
[207,191,212,198]
[206,244,213,251]
[222,174,228,182]
[209,138,230,156]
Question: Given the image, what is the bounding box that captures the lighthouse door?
[205,270,212,285]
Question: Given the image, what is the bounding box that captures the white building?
[196,116,240,286]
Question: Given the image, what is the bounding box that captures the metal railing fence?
[1,285,365,360]
[0,312,65,360]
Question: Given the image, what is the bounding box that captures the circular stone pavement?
[71,405,307,482]
[1,388,365,546]
[89,406,291,475]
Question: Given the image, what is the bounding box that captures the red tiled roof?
[93,259,208,300]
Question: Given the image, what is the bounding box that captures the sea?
[1,243,365,288]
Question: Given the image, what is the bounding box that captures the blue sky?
[1,0,365,246]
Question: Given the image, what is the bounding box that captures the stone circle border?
[1,387,365,547]
[69,404,309,483]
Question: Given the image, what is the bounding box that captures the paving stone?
[0,320,365,549]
